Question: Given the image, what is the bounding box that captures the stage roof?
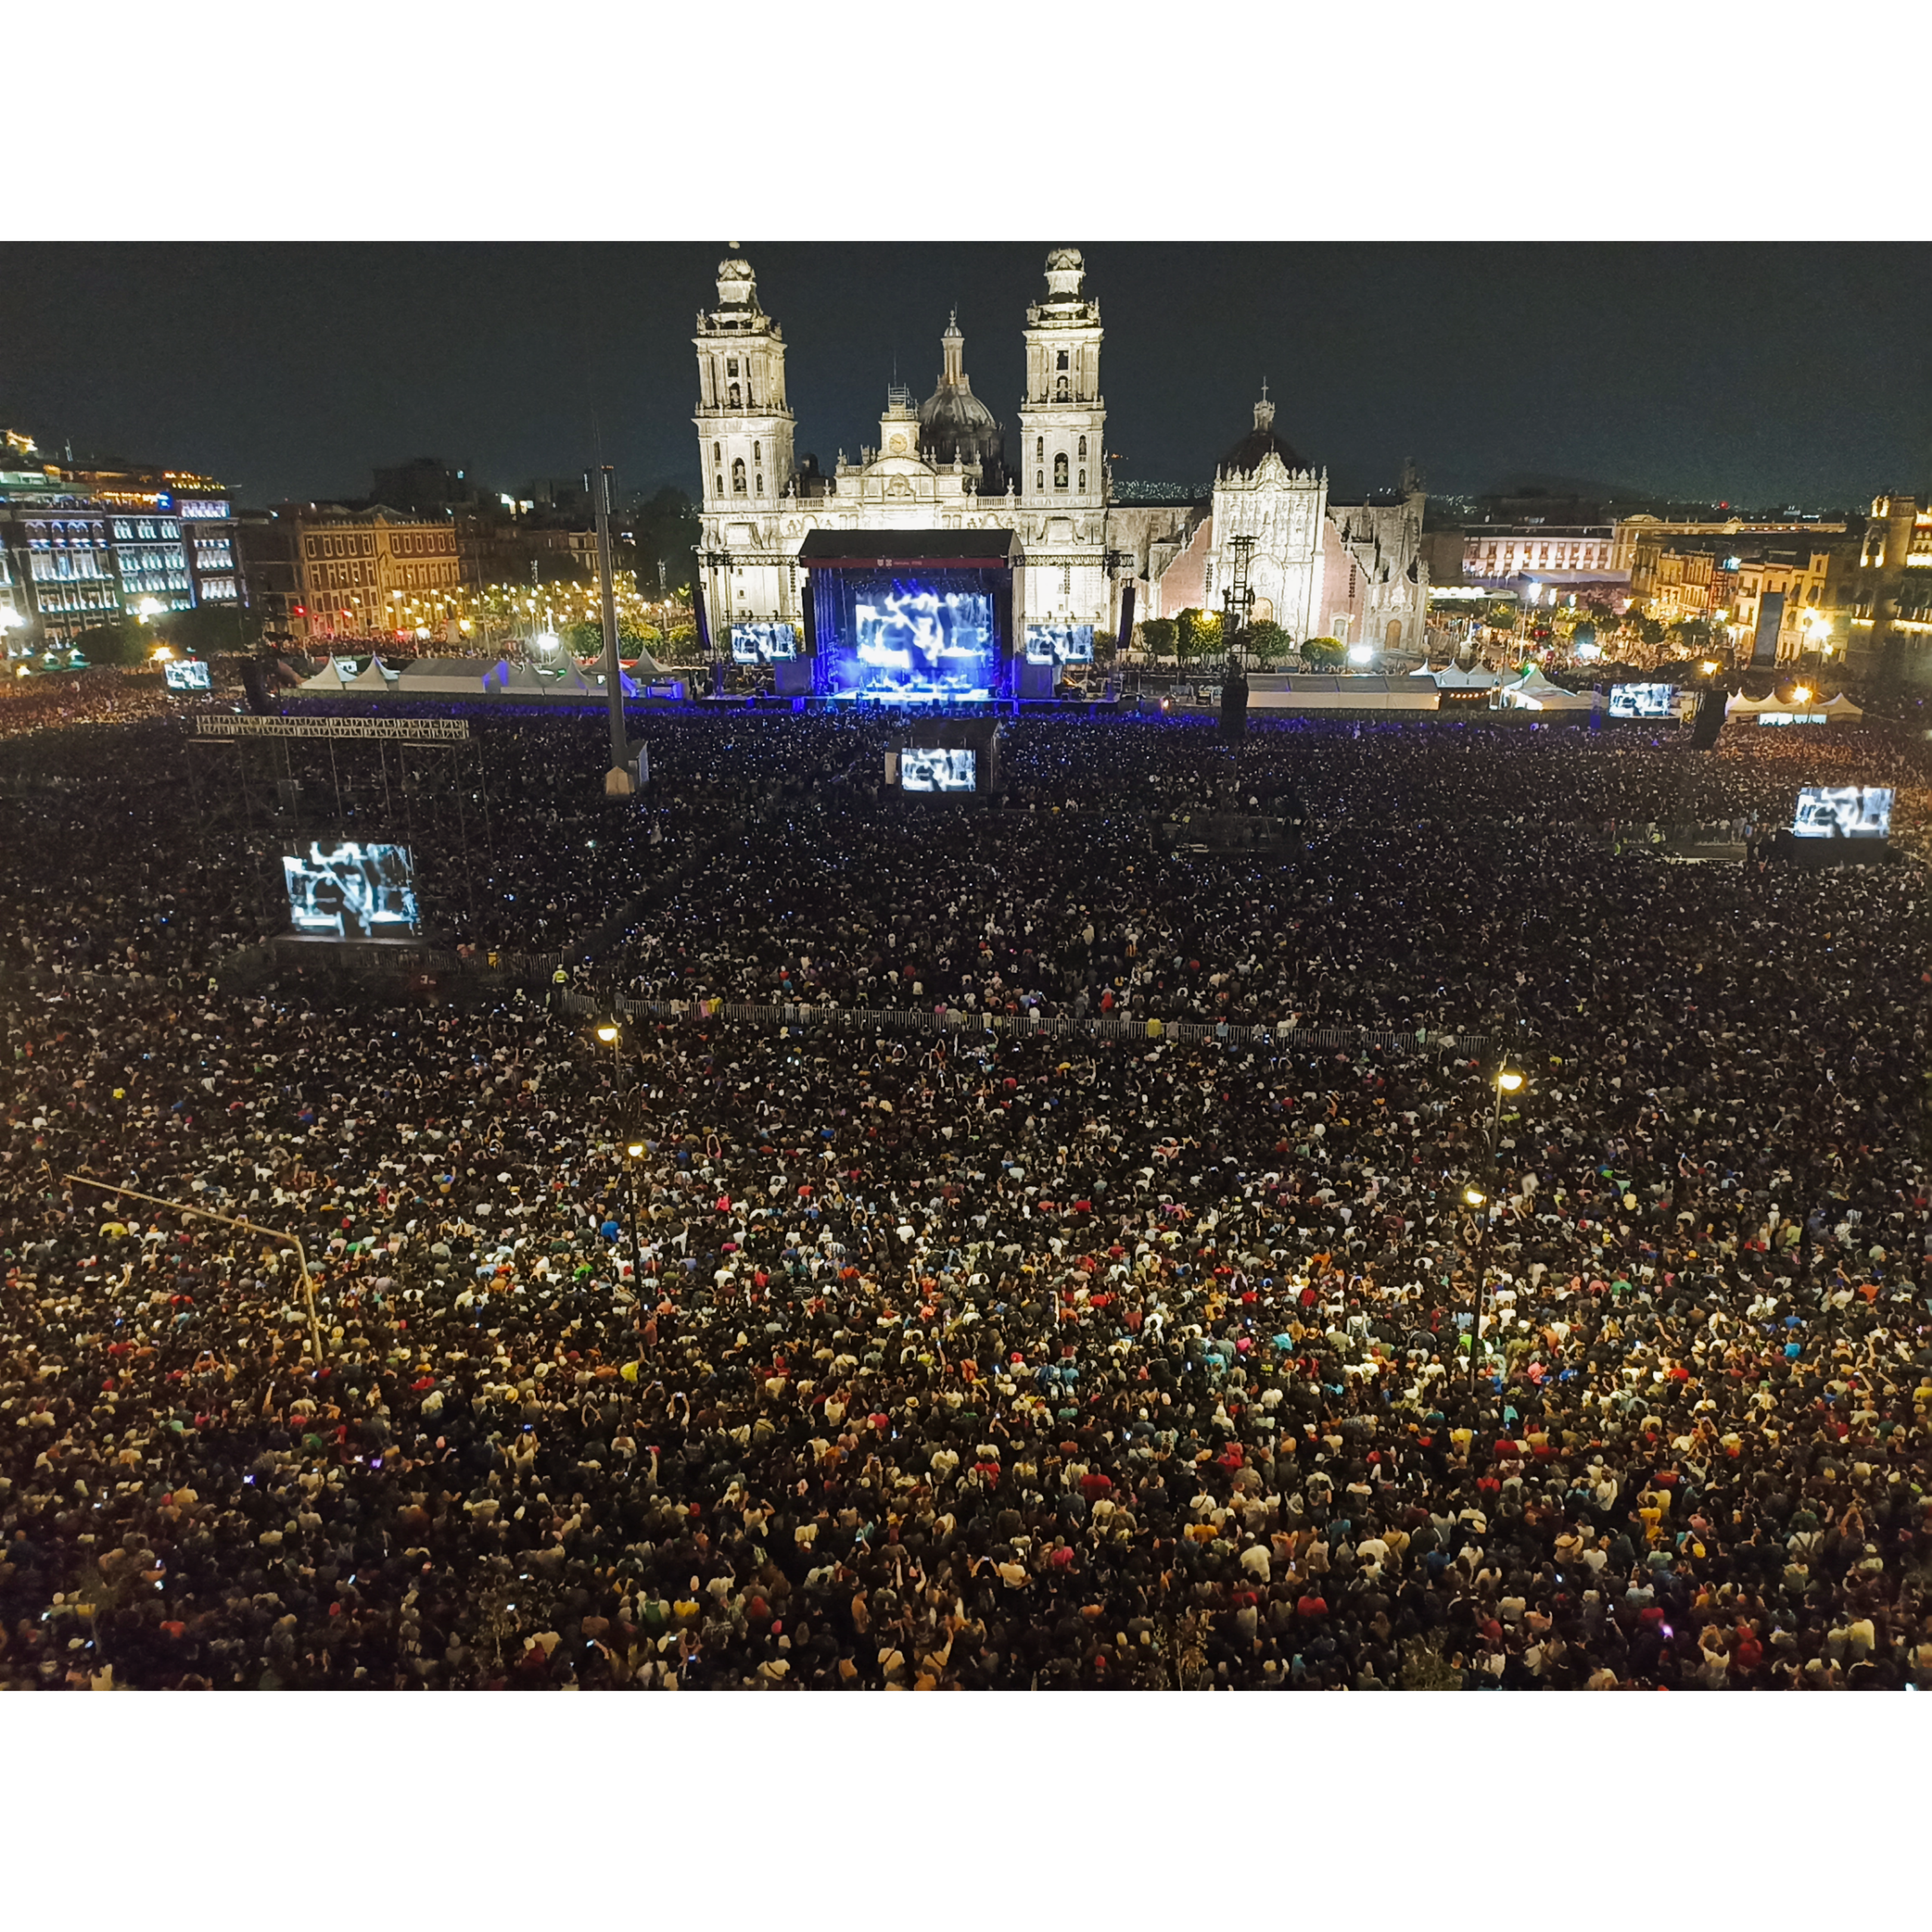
[796,528,1018,569]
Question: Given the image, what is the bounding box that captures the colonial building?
[691,256,1014,642]
[1837,495,1932,676]
[1011,248,1110,634]
[1322,469,1429,652]
[1141,397,1429,653]
[688,247,1428,655]
[1196,392,1327,639]
[292,506,462,642]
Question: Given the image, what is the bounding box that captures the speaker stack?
[1220,668,1250,742]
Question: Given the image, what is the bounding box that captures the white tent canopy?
[1500,665,1597,711]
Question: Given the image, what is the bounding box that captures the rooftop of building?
[1218,392,1308,478]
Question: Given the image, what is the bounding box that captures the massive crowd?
[4,703,1932,1690]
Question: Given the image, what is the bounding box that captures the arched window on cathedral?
[1056,349,1069,369]
[713,442,722,463]
[716,475,724,497]
[1036,472,1044,491]
[732,458,747,496]
[1054,453,1069,491]
[756,475,763,494]
[753,443,760,462]
[1078,436,1087,460]
[1055,376,1069,401]
[1036,437,1044,462]
[729,383,741,409]
[1079,470,1086,491]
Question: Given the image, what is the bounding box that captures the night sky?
[2,242,1927,512]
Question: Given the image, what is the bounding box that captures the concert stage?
[799,528,1021,703]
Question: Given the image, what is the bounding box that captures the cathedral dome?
[1219,389,1304,476]
[919,312,1005,485]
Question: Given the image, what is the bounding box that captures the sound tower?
[1220,667,1249,741]
[239,658,273,714]
[1689,687,1726,749]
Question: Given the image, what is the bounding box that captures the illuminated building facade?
[691,255,1018,640]
[293,506,462,640]
[1841,494,1932,675]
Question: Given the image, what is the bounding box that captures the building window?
[756,475,763,494]
[1036,437,1044,462]
[753,442,760,462]
[1055,377,1069,401]
[1036,472,1044,490]
[716,476,724,496]
[1078,436,1086,460]
[1079,470,1086,491]
[1056,350,1069,370]
[727,358,738,377]
[732,458,747,496]
[1054,453,1069,491]
[729,383,741,408]
[713,442,722,463]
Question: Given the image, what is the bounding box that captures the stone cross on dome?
[1255,380,1275,432]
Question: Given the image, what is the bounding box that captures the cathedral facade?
[689,247,1429,656]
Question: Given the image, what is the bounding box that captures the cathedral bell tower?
[692,252,798,627]
[1016,246,1108,632]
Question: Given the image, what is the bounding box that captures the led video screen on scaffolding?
[851,581,994,698]
[1025,623,1093,665]
[1791,785,1892,840]
[730,621,798,663]
[900,747,977,792]
[1609,682,1681,719]
[162,658,211,691]
[281,840,422,940]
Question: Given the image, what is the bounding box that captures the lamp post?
[1463,1184,1491,1394]
[595,1021,643,1277]
[624,1139,646,1284]
[1465,1064,1523,1394]
[62,1171,324,1364]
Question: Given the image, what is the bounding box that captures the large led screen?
[853,582,993,698]
[731,621,798,664]
[162,658,211,691]
[1791,785,1892,840]
[900,747,977,792]
[1025,623,1093,665]
[1609,682,1680,719]
[282,840,422,940]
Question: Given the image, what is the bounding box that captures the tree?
[1239,618,1290,670]
[564,616,663,659]
[157,604,264,656]
[1175,608,1222,660]
[1301,634,1346,669]
[1091,630,1117,667]
[1138,617,1176,662]
[69,620,147,667]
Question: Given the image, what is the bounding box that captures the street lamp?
[1463,1184,1491,1392]
[1494,1066,1522,1131]
[624,1140,646,1283]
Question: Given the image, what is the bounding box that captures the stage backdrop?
[799,528,1018,701]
